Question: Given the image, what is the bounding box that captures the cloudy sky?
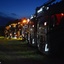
[0,0,61,18]
[0,0,61,26]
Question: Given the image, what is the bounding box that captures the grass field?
[0,37,44,61]
[0,37,63,64]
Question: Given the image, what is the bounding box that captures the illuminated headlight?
[14,36,17,39]
[10,33,12,36]
[32,39,35,44]
[46,7,49,10]
[9,25,11,27]
[14,32,16,34]
[45,44,49,52]
[32,25,34,27]
[30,28,33,31]
[44,22,47,26]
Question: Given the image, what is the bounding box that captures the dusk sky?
[0,0,61,26]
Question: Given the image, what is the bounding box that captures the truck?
[27,0,64,56]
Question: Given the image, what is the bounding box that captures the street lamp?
[22,19,27,24]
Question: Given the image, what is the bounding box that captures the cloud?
[0,12,8,17]
[11,13,18,16]
[10,13,21,19]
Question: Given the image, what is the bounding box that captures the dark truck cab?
[27,0,64,56]
[36,0,64,56]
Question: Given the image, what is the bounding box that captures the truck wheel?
[37,35,49,55]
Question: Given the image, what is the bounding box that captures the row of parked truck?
[25,0,64,56]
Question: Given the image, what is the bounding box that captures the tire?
[37,35,49,55]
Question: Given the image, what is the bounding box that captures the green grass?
[0,37,44,61]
